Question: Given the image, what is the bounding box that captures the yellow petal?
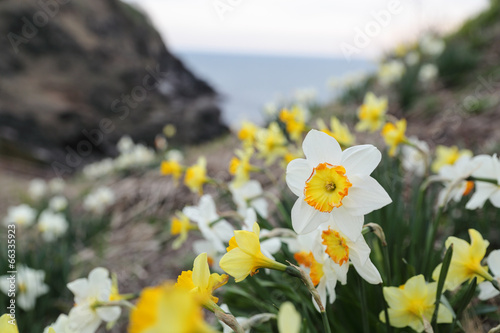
[278,302,301,333]
[192,253,210,290]
[0,314,18,333]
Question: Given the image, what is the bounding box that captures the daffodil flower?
[237,120,259,147]
[176,253,228,310]
[317,117,355,148]
[129,282,217,333]
[229,180,268,219]
[431,155,478,208]
[381,119,407,157]
[184,157,208,195]
[44,314,71,333]
[478,249,500,300]
[170,211,197,250]
[401,137,430,177]
[432,145,472,173]
[66,267,121,333]
[432,229,493,291]
[160,159,183,183]
[378,60,405,86]
[285,130,391,240]
[219,222,287,282]
[183,195,234,253]
[229,148,257,188]
[256,122,288,165]
[380,275,453,332]
[279,106,308,142]
[0,265,49,311]
[466,154,500,210]
[355,92,388,132]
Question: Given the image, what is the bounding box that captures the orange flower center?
[321,228,349,266]
[304,163,352,212]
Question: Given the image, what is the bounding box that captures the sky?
[124,0,490,58]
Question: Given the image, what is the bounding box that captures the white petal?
[182,206,202,224]
[341,145,381,177]
[348,235,371,265]
[471,155,497,179]
[67,305,101,333]
[478,281,500,300]
[286,159,311,197]
[331,207,364,241]
[465,182,497,209]
[212,220,234,242]
[489,189,500,208]
[97,306,121,322]
[67,278,89,302]
[251,197,269,219]
[487,250,500,277]
[291,198,329,234]
[342,175,392,216]
[302,130,341,166]
[350,253,382,284]
[261,238,282,254]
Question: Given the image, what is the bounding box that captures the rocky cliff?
[0,0,227,167]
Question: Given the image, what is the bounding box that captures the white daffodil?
[82,158,114,179]
[318,222,382,285]
[3,204,37,227]
[0,265,49,311]
[44,314,74,333]
[401,137,429,177]
[229,180,268,218]
[466,154,500,210]
[83,187,115,214]
[435,155,479,208]
[478,250,500,300]
[28,178,47,201]
[66,268,121,333]
[48,195,68,212]
[38,210,68,242]
[285,130,391,240]
[420,34,445,56]
[183,195,234,253]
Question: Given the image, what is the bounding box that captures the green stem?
[359,276,370,333]
[382,244,393,287]
[321,310,332,333]
[466,176,498,185]
[423,207,443,277]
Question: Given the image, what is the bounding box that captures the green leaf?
[454,277,478,319]
[431,244,453,326]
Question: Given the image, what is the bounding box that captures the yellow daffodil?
[380,275,452,332]
[278,302,301,333]
[160,159,183,183]
[128,282,216,333]
[229,148,257,188]
[279,106,307,141]
[355,92,388,132]
[432,229,493,291]
[381,119,408,157]
[184,157,208,195]
[238,121,259,147]
[0,314,18,333]
[170,211,197,250]
[219,222,287,282]
[318,117,355,148]
[282,148,304,169]
[256,122,288,165]
[175,252,228,310]
[431,145,473,173]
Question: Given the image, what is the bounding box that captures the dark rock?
[0,0,228,168]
